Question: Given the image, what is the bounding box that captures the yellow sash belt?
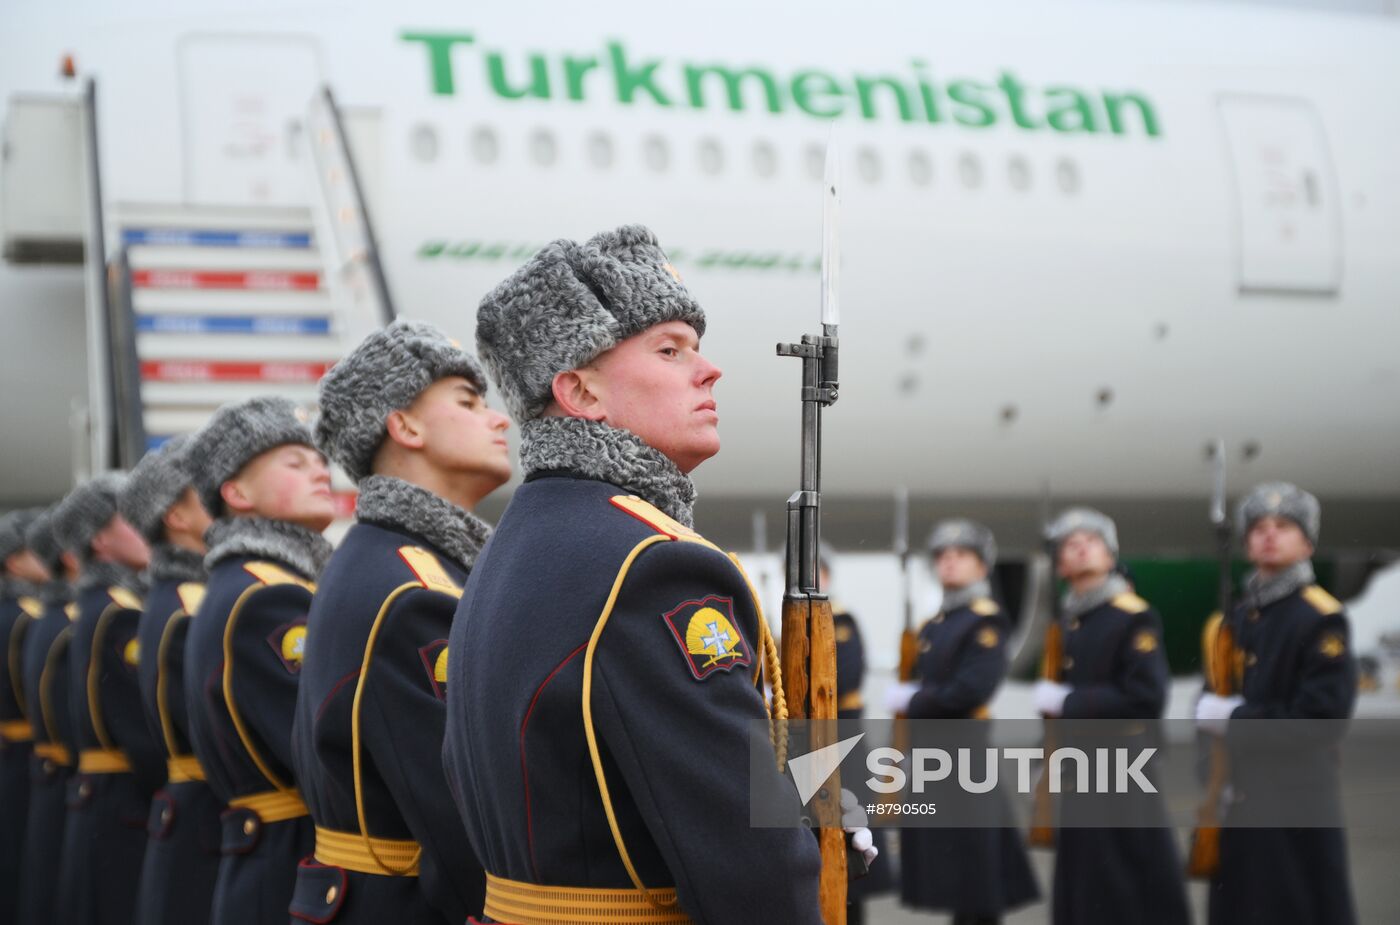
[483,872,693,925]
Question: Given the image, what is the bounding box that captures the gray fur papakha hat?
[1237,481,1320,547]
[0,508,44,562]
[119,435,197,543]
[52,472,127,558]
[25,507,63,572]
[928,519,998,568]
[476,224,706,423]
[185,396,315,516]
[1046,507,1119,559]
[316,319,488,483]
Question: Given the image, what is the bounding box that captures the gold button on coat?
[243,818,257,836]
[325,886,338,904]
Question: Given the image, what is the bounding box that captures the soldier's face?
[4,548,52,584]
[1246,515,1313,572]
[583,321,723,473]
[165,487,214,551]
[90,514,151,570]
[1056,530,1114,581]
[935,547,986,589]
[223,444,336,533]
[400,377,512,498]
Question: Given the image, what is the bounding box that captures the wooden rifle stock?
[1188,614,1236,879]
[782,595,847,925]
[1028,620,1064,848]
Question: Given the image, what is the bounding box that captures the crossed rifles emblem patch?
[662,595,751,681]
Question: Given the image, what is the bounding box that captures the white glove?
[883,681,920,714]
[1195,693,1244,736]
[1033,680,1071,717]
[840,788,879,868]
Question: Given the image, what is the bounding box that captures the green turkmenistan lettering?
[400,34,1164,138]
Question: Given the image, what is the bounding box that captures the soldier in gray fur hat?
[288,319,509,923]
[1197,482,1357,925]
[446,225,860,924]
[181,396,336,924]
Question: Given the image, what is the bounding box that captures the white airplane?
[2,0,1397,575]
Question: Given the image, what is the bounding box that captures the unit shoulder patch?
[1111,592,1150,615]
[970,598,1000,617]
[1317,632,1346,659]
[661,595,752,681]
[108,586,143,610]
[19,597,43,618]
[176,582,207,616]
[122,638,140,666]
[610,495,720,551]
[976,626,1000,649]
[267,622,308,673]
[243,561,316,592]
[397,546,462,597]
[418,639,449,701]
[1301,585,1343,617]
[1132,630,1159,654]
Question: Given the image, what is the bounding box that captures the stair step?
[132,269,322,291]
[127,245,323,272]
[135,313,333,336]
[122,228,312,249]
[140,359,333,383]
[140,380,321,407]
[136,333,342,362]
[134,288,333,315]
[112,202,314,232]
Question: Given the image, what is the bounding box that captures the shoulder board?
[242,561,316,592]
[176,582,207,616]
[108,586,143,610]
[1301,585,1343,616]
[609,495,720,551]
[1111,592,1149,614]
[64,603,79,622]
[396,546,462,597]
[19,597,44,618]
[970,598,1000,617]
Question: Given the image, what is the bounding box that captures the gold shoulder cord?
[86,604,127,750]
[726,553,789,773]
[9,613,31,719]
[349,581,458,875]
[155,611,192,759]
[40,627,74,749]
[222,583,297,792]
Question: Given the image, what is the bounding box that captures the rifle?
[894,487,916,689]
[777,138,846,925]
[1028,484,1061,849]
[1188,439,1236,878]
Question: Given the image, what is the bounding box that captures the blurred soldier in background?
[51,473,154,925]
[182,397,336,925]
[1034,508,1188,925]
[885,519,1039,924]
[291,320,509,923]
[119,437,218,925]
[1196,483,1357,925]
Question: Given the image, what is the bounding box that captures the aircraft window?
[805,143,824,180]
[1056,158,1081,194]
[470,127,499,165]
[958,152,983,189]
[856,147,882,184]
[529,129,558,167]
[1008,155,1031,191]
[698,138,724,175]
[643,135,670,172]
[752,141,778,178]
[410,124,439,163]
[587,132,615,169]
[907,150,933,186]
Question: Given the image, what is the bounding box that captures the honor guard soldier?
[446,225,827,924]
[0,508,48,922]
[1034,508,1189,925]
[818,546,894,925]
[183,397,337,924]
[885,520,1040,924]
[14,507,79,925]
[51,474,157,925]
[1195,483,1357,925]
[120,437,220,925]
[290,320,509,924]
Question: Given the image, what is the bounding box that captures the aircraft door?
[177,34,323,206]
[1217,95,1342,296]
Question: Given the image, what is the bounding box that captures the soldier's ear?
[550,369,606,421]
[219,479,256,515]
[384,409,426,450]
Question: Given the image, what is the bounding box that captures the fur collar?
[941,580,993,614]
[205,517,332,580]
[1,578,41,600]
[77,559,147,596]
[1062,573,1133,620]
[355,475,490,572]
[1244,560,1316,611]
[519,417,697,527]
[149,543,207,584]
[40,581,73,605]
